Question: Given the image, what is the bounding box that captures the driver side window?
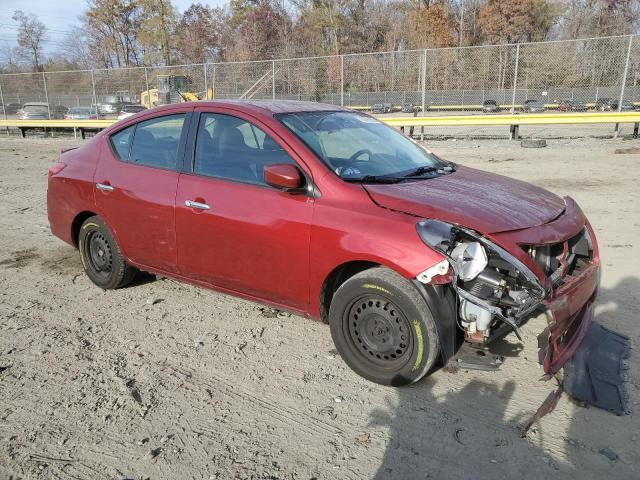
[193,113,295,186]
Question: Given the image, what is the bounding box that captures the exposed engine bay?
[416,219,594,346]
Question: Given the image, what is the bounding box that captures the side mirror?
[264,164,303,191]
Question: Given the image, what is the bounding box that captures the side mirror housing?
[264,164,303,191]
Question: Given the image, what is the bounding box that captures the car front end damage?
[415,196,600,375]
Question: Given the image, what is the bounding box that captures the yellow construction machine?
[140,75,213,108]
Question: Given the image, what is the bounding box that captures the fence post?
[42,72,51,120]
[203,63,208,98]
[143,67,149,98]
[618,35,633,113]
[0,79,7,120]
[614,35,633,138]
[511,43,520,114]
[272,60,276,100]
[212,64,216,100]
[90,69,97,108]
[421,49,427,140]
[340,54,344,106]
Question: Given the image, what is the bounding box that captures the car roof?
[145,100,349,118]
[24,102,48,106]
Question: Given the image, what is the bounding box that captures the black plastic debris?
[598,447,619,462]
[563,322,631,415]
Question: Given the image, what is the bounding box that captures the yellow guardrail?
[350,102,640,111]
[1,111,638,140]
[0,119,114,128]
[381,111,640,127]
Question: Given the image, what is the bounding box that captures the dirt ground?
[0,132,638,480]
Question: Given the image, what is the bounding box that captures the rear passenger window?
[110,125,134,160]
[129,114,186,169]
[193,113,295,185]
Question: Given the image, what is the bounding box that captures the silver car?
[17,102,51,120]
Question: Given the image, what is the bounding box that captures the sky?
[0,0,225,57]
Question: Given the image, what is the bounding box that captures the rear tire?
[329,267,439,386]
[78,216,137,289]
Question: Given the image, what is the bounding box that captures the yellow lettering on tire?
[412,320,424,371]
[82,222,99,230]
[78,240,87,269]
[362,283,392,295]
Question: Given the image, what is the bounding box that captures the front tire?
[329,267,440,386]
[78,216,137,289]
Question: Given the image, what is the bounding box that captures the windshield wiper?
[403,166,439,178]
[343,175,403,184]
[403,164,456,179]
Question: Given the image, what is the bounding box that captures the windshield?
[277,111,447,181]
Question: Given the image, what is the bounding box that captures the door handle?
[96,183,114,192]
[185,200,210,210]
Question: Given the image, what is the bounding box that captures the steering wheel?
[348,149,372,163]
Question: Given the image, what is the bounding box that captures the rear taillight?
[48,162,67,177]
[89,115,97,119]
[64,115,71,119]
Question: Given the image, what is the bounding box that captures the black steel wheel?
[346,295,413,368]
[84,229,113,282]
[329,267,439,386]
[78,216,137,289]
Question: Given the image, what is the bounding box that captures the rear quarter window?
[110,125,135,160]
[129,114,186,169]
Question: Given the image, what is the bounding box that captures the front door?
[175,110,314,310]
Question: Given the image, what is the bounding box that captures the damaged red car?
[47,101,600,386]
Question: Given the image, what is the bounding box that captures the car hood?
[364,166,566,234]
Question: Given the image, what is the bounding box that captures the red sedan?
[47,100,600,386]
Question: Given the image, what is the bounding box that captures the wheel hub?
[86,232,112,274]
[347,296,411,365]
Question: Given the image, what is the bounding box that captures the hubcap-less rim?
[346,295,413,368]
[85,231,113,279]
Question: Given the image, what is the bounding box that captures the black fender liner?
[411,280,461,365]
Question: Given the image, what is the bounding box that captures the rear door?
[175,108,314,309]
[94,110,191,273]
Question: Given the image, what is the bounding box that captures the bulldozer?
[140,74,214,108]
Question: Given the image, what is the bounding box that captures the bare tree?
[12,10,47,72]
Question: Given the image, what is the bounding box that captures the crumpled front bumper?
[538,261,600,374]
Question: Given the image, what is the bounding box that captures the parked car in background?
[1,103,22,115]
[97,95,129,115]
[594,98,636,111]
[522,100,545,113]
[482,100,500,113]
[557,100,588,112]
[17,103,68,120]
[64,107,99,120]
[47,100,600,387]
[401,103,419,113]
[52,105,69,119]
[618,100,636,111]
[371,103,392,114]
[17,103,52,120]
[594,98,615,111]
[117,104,147,120]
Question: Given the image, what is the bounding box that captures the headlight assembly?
[416,219,546,343]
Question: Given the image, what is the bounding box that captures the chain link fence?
[0,35,638,119]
